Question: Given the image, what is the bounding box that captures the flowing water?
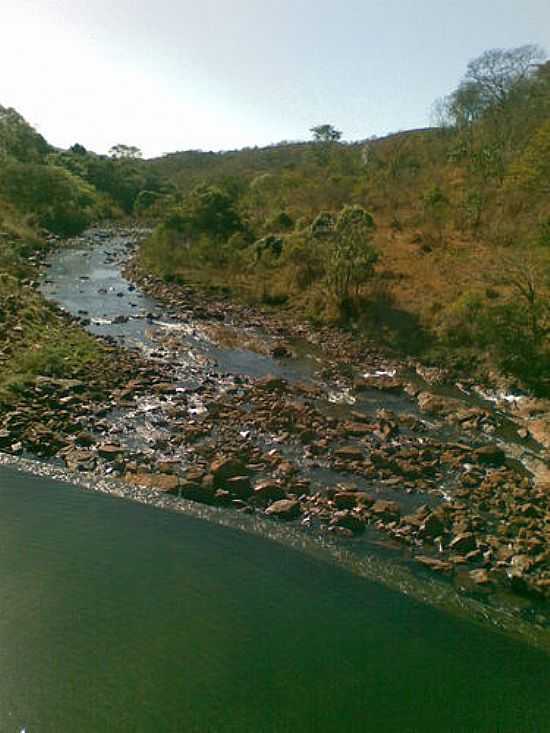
[1,227,549,730]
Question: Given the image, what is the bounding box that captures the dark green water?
[1,466,549,733]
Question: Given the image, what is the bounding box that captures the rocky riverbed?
[2,225,549,634]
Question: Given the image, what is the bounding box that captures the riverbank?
[1,225,549,639]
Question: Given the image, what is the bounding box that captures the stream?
[0,226,548,730]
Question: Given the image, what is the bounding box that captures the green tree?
[169,185,244,241]
[309,124,343,166]
[310,124,343,143]
[326,205,378,302]
[109,144,143,160]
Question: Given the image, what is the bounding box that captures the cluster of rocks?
[3,229,548,622]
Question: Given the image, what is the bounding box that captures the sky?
[2,0,550,158]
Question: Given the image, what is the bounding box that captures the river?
[1,465,550,732]
[0,227,549,731]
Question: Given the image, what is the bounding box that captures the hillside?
[138,47,550,394]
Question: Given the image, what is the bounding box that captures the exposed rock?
[371,499,401,520]
[469,569,491,586]
[330,510,365,534]
[124,472,180,493]
[417,392,464,416]
[334,446,364,461]
[333,491,359,509]
[97,443,125,459]
[253,480,286,503]
[448,532,477,554]
[265,499,301,520]
[474,444,506,467]
[415,556,454,573]
[342,422,371,437]
[225,475,253,499]
[418,512,445,539]
[255,374,288,392]
[210,457,248,484]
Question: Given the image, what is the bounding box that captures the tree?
[310,124,342,143]
[169,185,244,241]
[507,119,550,194]
[464,45,544,109]
[325,205,378,302]
[309,124,343,166]
[109,144,143,160]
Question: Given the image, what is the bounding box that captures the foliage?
[0,105,49,162]
[0,161,101,235]
[169,184,245,241]
[325,205,378,302]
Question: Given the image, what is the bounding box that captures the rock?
[342,422,371,437]
[334,446,364,461]
[469,569,491,585]
[417,392,464,417]
[253,481,286,503]
[179,480,215,504]
[333,491,359,509]
[265,499,301,520]
[449,532,477,554]
[63,448,96,472]
[330,510,365,534]
[474,444,506,466]
[210,457,247,484]
[97,443,125,459]
[371,500,401,520]
[255,374,288,392]
[125,473,180,493]
[355,376,403,393]
[224,475,253,499]
[75,431,95,447]
[271,344,292,359]
[415,556,454,573]
[419,512,445,539]
[153,382,179,395]
[526,417,550,449]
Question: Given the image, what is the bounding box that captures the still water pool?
[1,466,549,732]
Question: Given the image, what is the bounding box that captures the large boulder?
[417,392,465,417]
[265,499,301,520]
[210,457,248,486]
[125,472,180,494]
[474,444,506,467]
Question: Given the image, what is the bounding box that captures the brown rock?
[343,422,371,437]
[255,374,288,392]
[415,556,454,573]
[265,499,301,520]
[125,473,180,493]
[469,569,491,585]
[97,443,125,459]
[449,532,477,554]
[253,481,286,503]
[210,457,247,484]
[474,444,506,467]
[334,446,364,461]
[419,512,445,539]
[225,475,253,499]
[330,510,365,534]
[417,392,464,416]
[333,491,359,509]
[371,500,401,519]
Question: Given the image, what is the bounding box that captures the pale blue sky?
[2,0,549,157]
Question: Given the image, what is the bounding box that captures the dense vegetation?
[0,108,160,401]
[140,45,550,394]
